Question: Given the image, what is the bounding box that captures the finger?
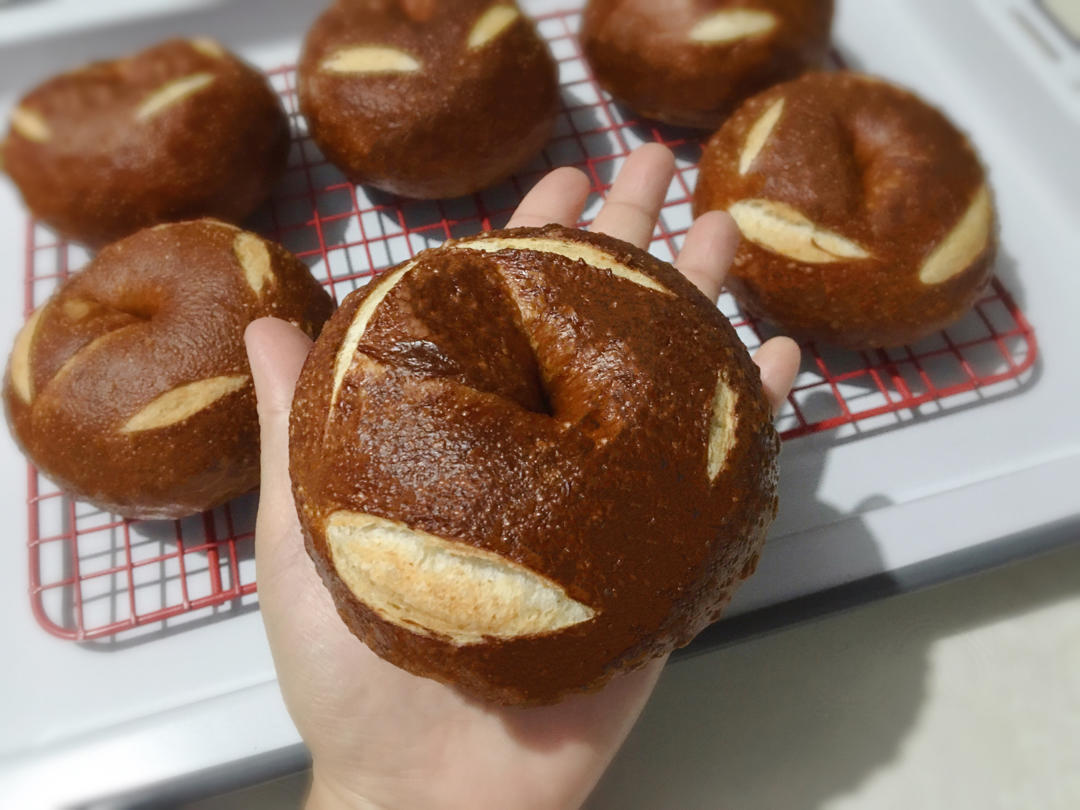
[675,210,740,302]
[245,317,313,525]
[752,336,801,415]
[507,166,592,229]
[589,143,675,248]
[245,318,354,647]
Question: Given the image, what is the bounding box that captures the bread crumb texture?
[457,237,672,295]
[11,107,51,142]
[121,374,249,433]
[689,9,777,43]
[321,46,422,74]
[326,510,595,644]
[467,5,521,50]
[739,97,785,175]
[919,185,992,284]
[136,73,216,121]
[729,199,871,263]
[234,232,276,297]
[707,374,739,481]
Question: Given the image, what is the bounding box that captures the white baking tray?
[0,0,1078,806]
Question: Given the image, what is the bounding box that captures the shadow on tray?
[589,398,1080,808]
[591,527,1080,809]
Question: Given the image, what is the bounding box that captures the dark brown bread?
[290,224,780,704]
[3,220,334,519]
[1,38,290,247]
[298,0,559,198]
[582,0,834,129]
[694,71,996,349]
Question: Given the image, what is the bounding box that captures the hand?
[245,144,801,810]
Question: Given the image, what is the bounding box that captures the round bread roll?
[581,0,834,129]
[694,72,997,349]
[3,220,333,519]
[289,223,780,704]
[1,39,290,247]
[298,0,559,199]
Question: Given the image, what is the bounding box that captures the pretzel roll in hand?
[582,0,834,129]
[1,39,290,246]
[290,224,780,704]
[298,0,559,198]
[4,221,333,519]
[695,72,997,349]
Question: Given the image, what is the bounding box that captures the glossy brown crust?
[582,0,834,129]
[298,0,559,198]
[1,39,290,247]
[3,220,333,519]
[290,224,780,704]
[694,72,997,349]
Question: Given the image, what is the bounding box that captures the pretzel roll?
[290,224,780,704]
[695,72,997,349]
[3,221,333,519]
[298,0,559,199]
[1,39,290,246]
[582,0,834,129]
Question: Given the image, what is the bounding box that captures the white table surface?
[0,1,1078,807]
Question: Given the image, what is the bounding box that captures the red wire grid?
[24,9,1038,642]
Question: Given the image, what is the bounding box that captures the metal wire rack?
[24,9,1037,641]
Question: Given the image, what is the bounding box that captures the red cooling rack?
[24,9,1038,642]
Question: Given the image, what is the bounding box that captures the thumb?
[245,317,313,562]
[245,318,360,684]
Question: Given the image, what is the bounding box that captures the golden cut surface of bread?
[695,71,996,349]
[582,0,834,129]
[2,39,289,246]
[290,224,780,704]
[298,0,559,198]
[3,220,334,519]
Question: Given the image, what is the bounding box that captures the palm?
[246,145,800,810]
[258,508,664,809]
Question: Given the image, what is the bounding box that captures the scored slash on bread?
[120,375,251,434]
[728,199,872,264]
[134,72,216,121]
[325,510,596,645]
[688,8,778,43]
[455,235,673,295]
[10,106,51,142]
[467,4,522,49]
[320,46,423,74]
[290,224,780,704]
[234,232,278,297]
[739,97,785,175]
[919,186,994,285]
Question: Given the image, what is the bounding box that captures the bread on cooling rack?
[581,0,834,129]
[297,0,559,198]
[694,71,997,349]
[1,38,289,247]
[289,223,780,704]
[3,220,333,519]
